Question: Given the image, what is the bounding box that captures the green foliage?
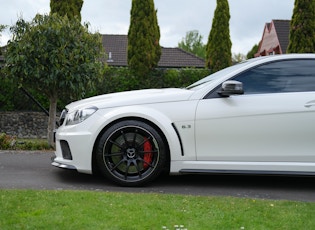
[4,13,105,145]
[0,134,52,150]
[50,0,84,21]
[247,44,259,59]
[1,67,210,111]
[0,24,6,32]
[287,0,315,53]
[0,133,15,149]
[128,0,161,77]
[206,0,232,72]
[1,190,315,229]
[178,30,206,59]
[15,139,52,150]
[232,53,246,63]
[0,74,16,111]
[5,14,104,101]
[91,67,210,97]
[0,69,49,111]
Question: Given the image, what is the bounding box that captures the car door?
[195,59,315,164]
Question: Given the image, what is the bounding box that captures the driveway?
[1,151,314,202]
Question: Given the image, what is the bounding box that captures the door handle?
[304,100,315,108]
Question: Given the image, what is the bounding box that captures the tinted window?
[233,59,315,94]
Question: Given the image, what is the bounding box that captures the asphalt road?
[1,150,314,202]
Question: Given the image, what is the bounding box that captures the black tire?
[96,120,168,186]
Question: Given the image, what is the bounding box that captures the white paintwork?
[54,54,315,176]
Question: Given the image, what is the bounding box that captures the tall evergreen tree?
[50,0,84,21]
[287,0,315,53]
[206,0,232,72]
[128,0,161,77]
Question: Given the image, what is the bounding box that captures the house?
[102,34,205,68]
[255,20,290,57]
[0,35,206,68]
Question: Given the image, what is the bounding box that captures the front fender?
[92,105,183,161]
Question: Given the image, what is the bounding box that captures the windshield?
[186,60,252,90]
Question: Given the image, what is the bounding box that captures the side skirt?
[179,169,315,176]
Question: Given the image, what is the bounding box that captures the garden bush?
[1,67,211,111]
[0,133,15,149]
[0,133,52,150]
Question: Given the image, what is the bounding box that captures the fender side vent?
[171,123,184,156]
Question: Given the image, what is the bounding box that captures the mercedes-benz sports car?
[52,54,315,186]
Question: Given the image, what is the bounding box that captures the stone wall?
[0,112,48,138]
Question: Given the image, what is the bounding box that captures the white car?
[52,54,315,186]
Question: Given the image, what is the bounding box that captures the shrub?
[0,133,52,150]
[1,67,211,111]
[0,133,16,149]
[15,139,52,150]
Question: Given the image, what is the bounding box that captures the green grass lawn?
[1,190,314,229]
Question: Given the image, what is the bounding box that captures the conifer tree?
[206,0,232,72]
[287,0,315,53]
[128,0,161,77]
[50,0,84,21]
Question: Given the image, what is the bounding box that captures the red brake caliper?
[143,137,153,169]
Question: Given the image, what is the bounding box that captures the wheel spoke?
[134,159,142,177]
[104,151,124,157]
[132,129,138,146]
[140,158,154,169]
[124,161,131,179]
[135,158,142,178]
[138,136,152,148]
[109,139,124,149]
[110,158,125,172]
[121,130,128,146]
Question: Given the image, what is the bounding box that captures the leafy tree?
[232,53,246,63]
[128,0,161,78]
[0,24,5,32]
[246,44,259,59]
[287,0,315,53]
[50,0,84,21]
[4,14,104,146]
[178,30,206,59]
[206,0,232,72]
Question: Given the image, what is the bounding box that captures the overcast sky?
[1,0,294,54]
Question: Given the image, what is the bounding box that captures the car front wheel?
[96,120,168,186]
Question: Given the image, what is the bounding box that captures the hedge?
[0,67,211,111]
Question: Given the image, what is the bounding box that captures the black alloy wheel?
[96,120,167,186]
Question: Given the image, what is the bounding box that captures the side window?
[233,59,315,94]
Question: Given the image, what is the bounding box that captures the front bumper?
[53,125,96,174]
[51,155,77,170]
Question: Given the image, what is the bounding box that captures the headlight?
[65,106,98,126]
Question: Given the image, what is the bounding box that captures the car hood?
[66,88,193,112]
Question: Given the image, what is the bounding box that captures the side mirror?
[218,80,244,97]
